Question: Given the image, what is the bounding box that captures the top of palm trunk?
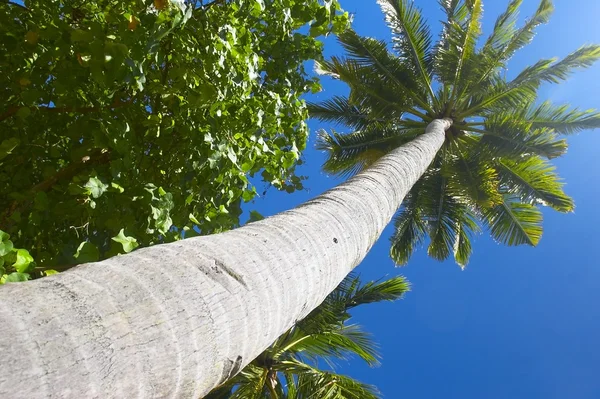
[309,0,600,267]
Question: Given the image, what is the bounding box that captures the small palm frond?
[424,173,477,263]
[278,326,380,367]
[438,0,461,17]
[450,0,484,100]
[314,57,412,115]
[453,213,479,267]
[316,127,423,177]
[521,101,600,134]
[495,157,573,212]
[483,0,521,51]
[481,195,543,246]
[502,0,554,61]
[226,364,268,399]
[512,45,600,89]
[459,76,537,116]
[433,1,472,88]
[471,119,567,159]
[337,29,427,106]
[389,176,430,265]
[469,0,552,94]
[339,275,410,309]
[377,0,436,102]
[307,96,391,130]
[444,140,503,207]
[283,372,298,398]
[282,361,381,399]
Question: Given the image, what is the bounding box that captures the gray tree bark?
[0,119,451,398]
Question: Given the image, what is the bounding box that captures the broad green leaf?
[13,249,34,273]
[3,272,30,283]
[85,177,109,199]
[0,240,14,257]
[111,229,139,253]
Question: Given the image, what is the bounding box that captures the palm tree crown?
[311,0,600,267]
[206,274,409,398]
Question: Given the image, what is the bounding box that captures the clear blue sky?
[248,1,600,398]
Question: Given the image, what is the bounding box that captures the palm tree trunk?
[0,119,451,398]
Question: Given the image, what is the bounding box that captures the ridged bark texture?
[0,119,450,398]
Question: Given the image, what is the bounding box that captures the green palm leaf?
[483,0,522,51]
[307,96,389,131]
[316,127,423,177]
[315,57,412,116]
[482,195,543,246]
[501,0,554,61]
[512,45,600,88]
[282,361,381,399]
[337,29,431,111]
[522,101,600,134]
[390,172,435,265]
[450,0,483,100]
[470,119,568,159]
[468,0,553,95]
[377,0,436,102]
[495,157,573,212]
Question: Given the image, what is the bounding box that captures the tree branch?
[0,99,133,122]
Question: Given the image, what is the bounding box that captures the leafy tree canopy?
[0,0,349,280]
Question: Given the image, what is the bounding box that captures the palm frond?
[453,215,477,268]
[522,101,600,135]
[502,0,554,60]
[458,76,537,117]
[282,361,381,399]
[467,0,551,96]
[438,0,460,17]
[425,174,477,263]
[341,275,410,309]
[389,177,430,266]
[433,1,478,94]
[481,195,543,246]
[483,0,522,51]
[316,127,423,177]
[445,138,503,208]
[284,372,298,399]
[337,29,431,111]
[307,96,390,130]
[314,57,412,116]
[495,157,573,212]
[282,325,379,367]
[377,0,436,102]
[512,45,600,89]
[450,0,484,100]
[227,364,268,399]
[470,118,568,159]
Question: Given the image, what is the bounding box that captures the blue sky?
[248,1,600,398]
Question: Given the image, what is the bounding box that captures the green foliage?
[0,229,57,284]
[206,274,409,398]
[313,0,600,268]
[0,0,349,272]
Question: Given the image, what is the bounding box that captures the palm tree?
[310,0,600,267]
[206,274,408,399]
[1,1,598,398]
